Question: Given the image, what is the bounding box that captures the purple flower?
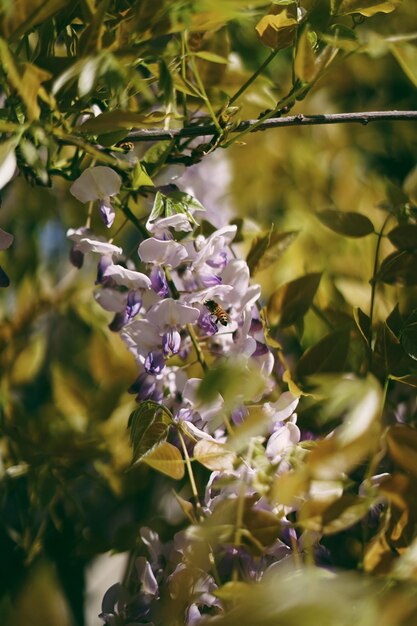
[144,350,165,374]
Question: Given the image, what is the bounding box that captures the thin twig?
[123,110,417,143]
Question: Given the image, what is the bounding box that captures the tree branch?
[126,110,417,143]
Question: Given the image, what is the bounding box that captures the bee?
[116,141,134,152]
[204,299,230,327]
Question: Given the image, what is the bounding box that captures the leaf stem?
[228,48,280,107]
[178,430,203,521]
[368,214,393,360]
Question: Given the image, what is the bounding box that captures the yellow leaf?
[142,441,185,479]
[255,2,299,51]
[10,333,46,384]
[194,439,236,471]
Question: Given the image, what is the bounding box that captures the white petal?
[70,166,121,202]
[68,232,122,256]
[149,298,199,327]
[267,392,299,423]
[146,214,193,235]
[138,238,188,268]
[104,264,151,289]
[94,289,127,312]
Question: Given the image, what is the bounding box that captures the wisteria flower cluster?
[66,166,307,625]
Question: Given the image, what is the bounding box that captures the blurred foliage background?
[0,0,417,624]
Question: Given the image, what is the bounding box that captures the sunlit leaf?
[0,39,52,120]
[228,406,271,453]
[255,2,299,51]
[131,162,154,189]
[197,359,266,411]
[267,272,322,327]
[321,494,371,535]
[194,439,236,471]
[209,561,379,626]
[271,469,308,506]
[193,50,228,63]
[78,0,109,55]
[142,441,184,479]
[295,26,318,83]
[79,110,167,134]
[246,227,298,275]
[317,209,374,237]
[307,375,382,480]
[387,425,417,478]
[331,0,402,17]
[390,42,417,87]
[10,333,46,384]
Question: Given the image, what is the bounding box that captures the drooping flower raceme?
[66,168,303,626]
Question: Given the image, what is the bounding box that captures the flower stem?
[187,323,209,373]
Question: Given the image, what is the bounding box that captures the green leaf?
[158,58,174,105]
[294,25,318,83]
[331,0,402,17]
[321,494,371,534]
[193,439,236,471]
[390,42,417,88]
[131,162,154,188]
[385,303,403,338]
[268,272,322,327]
[142,441,184,479]
[388,224,417,251]
[148,190,202,227]
[228,406,271,453]
[0,0,71,39]
[299,494,371,534]
[246,227,298,275]
[400,309,417,361]
[243,505,280,550]
[307,376,382,480]
[0,39,52,120]
[353,307,370,345]
[317,209,374,237]
[128,401,172,464]
[403,164,417,204]
[255,2,298,50]
[142,140,175,177]
[375,251,417,286]
[296,329,350,379]
[79,110,167,134]
[197,360,266,411]
[193,50,228,63]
